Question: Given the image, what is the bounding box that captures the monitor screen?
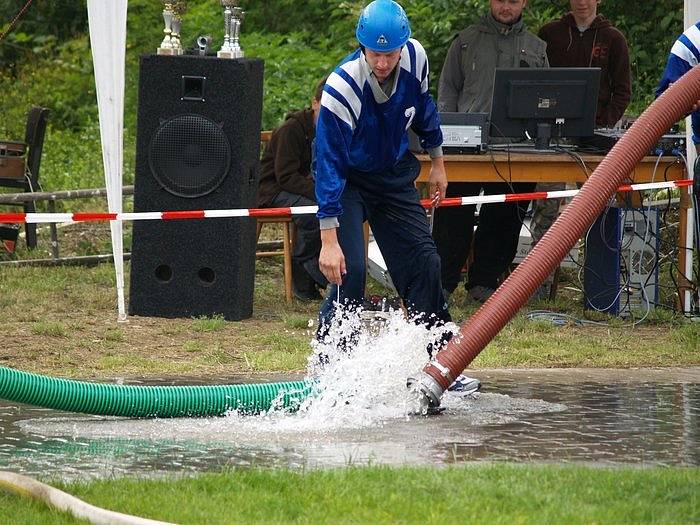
[489,67,601,149]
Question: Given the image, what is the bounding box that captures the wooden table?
[416,152,684,183]
[416,151,693,309]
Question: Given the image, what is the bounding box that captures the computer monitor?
[489,67,601,149]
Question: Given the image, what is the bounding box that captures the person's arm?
[657,45,699,149]
[428,155,447,202]
[601,32,632,126]
[410,40,446,201]
[319,227,346,285]
[537,25,552,66]
[315,80,354,284]
[437,36,464,112]
[273,119,316,201]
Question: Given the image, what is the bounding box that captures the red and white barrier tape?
[0,179,692,224]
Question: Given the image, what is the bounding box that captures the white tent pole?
[685,2,700,166]
[87,0,128,321]
[683,3,699,315]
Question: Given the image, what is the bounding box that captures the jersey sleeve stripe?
[407,40,417,78]
[677,33,700,65]
[329,70,363,121]
[320,90,356,130]
[684,24,700,59]
[338,60,366,100]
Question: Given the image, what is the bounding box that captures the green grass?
[1,254,698,377]
[193,345,240,367]
[0,464,697,525]
[191,315,227,333]
[30,321,68,338]
[92,353,195,375]
[282,312,316,330]
[183,340,205,353]
[103,328,124,343]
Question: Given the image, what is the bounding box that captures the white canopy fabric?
[87,0,128,321]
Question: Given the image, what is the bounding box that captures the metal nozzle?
[406,372,445,416]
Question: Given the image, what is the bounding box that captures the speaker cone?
[148,114,232,198]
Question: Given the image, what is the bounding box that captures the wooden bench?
[0,106,50,249]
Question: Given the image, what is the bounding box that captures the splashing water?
[302,306,449,425]
[234,304,455,433]
[13,303,567,449]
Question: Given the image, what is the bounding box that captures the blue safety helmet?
[356,0,411,52]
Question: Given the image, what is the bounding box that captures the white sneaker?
[447,374,482,395]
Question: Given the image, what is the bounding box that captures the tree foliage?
[0,0,685,131]
[0,0,687,189]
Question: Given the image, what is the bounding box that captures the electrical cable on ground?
[524,310,608,326]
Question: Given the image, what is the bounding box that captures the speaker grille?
[148,114,232,198]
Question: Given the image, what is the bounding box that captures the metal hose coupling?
[406,371,444,415]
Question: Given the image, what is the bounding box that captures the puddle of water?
[0,309,698,480]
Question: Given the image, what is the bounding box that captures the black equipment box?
[579,128,687,156]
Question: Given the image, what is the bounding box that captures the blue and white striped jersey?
[314,39,442,220]
[657,21,700,144]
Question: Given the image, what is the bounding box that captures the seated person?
[258,77,328,300]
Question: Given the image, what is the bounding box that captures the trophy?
[157,1,176,55]
[218,0,245,59]
[157,1,186,55]
[170,1,187,55]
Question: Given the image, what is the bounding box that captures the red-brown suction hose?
[411,66,700,406]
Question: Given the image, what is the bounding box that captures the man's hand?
[428,156,448,204]
[319,227,346,285]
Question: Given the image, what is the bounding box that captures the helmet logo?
[376,34,388,46]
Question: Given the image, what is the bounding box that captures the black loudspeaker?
[129,55,264,320]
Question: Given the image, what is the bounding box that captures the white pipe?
[685,1,700,314]
[0,471,175,525]
[685,205,695,314]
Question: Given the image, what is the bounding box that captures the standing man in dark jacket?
[434,0,548,303]
[258,78,328,300]
[530,0,631,299]
[538,0,631,128]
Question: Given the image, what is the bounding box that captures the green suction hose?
[0,366,313,417]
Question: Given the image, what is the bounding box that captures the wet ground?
[0,368,697,480]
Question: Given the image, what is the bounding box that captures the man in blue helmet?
[314,0,480,394]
